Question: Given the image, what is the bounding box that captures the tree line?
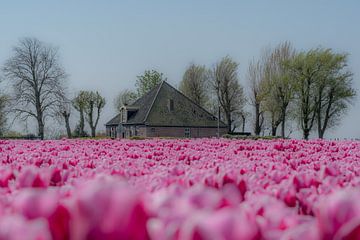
[0,38,356,139]
[0,38,107,139]
[117,42,355,139]
[176,42,356,139]
[0,37,169,139]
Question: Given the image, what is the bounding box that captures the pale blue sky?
[0,1,359,138]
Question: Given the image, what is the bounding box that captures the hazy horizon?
[0,1,359,139]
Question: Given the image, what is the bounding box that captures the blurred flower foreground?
[0,139,360,240]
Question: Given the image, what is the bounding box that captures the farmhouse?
[105,81,228,138]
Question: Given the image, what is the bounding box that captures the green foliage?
[114,89,138,112]
[261,41,296,137]
[72,90,106,137]
[284,48,356,139]
[83,91,106,137]
[2,130,22,138]
[211,56,246,133]
[72,91,88,112]
[136,70,166,97]
[129,136,147,140]
[72,91,88,137]
[179,63,209,109]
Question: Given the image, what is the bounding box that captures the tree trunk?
[280,107,286,138]
[241,115,246,132]
[303,129,310,140]
[226,112,232,134]
[271,126,277,136]
[317,91,333,139]
[64,113,72,138]
[317,90,322,139]
[91,127,96,137]
[79,110,85,137]
[38,120,44,140]
[88,101,95,137]
[254,103,261,135]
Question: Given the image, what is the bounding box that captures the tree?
[114,89,137,112]
[285,50,322,139]
[2,37,67,139]
[211,56,246,133]
[72,91,88,137]
[0,95,8,136]
[83,91,106,137]
[262,93,282,136]
[313,50,355,138]
[285,48,356,139]
[136,70,166,97]
[232,110,249,133]
[179,63,209,108]
[262,41,296,137]
[247,60,266,135]
[73,124,88,138]
[56,97,72,138]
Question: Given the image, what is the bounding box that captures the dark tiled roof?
[126,82,162,124]
[106,81,227,128]
[105,114,120,126]
[105,82,162,126]
[145,81,227,127]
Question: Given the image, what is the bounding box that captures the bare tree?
[2,37,67,139]
[179,63,209,109]
[72,91,88,137]
[248,60,266,135]
[114,89,137,112]
[83,91,106,137]
[211,56,246,133]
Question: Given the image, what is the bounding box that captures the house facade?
[105,81,228,138]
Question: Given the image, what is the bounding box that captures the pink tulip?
[70,178,149,240]
[317,190,360,239]
[0,139,358,239]
[0,215,52,240]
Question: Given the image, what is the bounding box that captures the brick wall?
[111,125,228,138]
[145,126,227,138]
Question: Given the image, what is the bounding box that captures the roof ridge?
[142,81,165,123]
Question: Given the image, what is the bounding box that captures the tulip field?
[0,139,360,240]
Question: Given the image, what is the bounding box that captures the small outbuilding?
[105,81,228,138]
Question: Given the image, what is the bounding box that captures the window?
[185,128,191,138]
[110,127,117,139]
[151,128,155,133]
[168,99,174,111]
